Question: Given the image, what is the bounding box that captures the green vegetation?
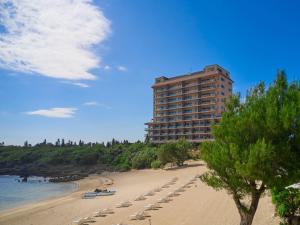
[157,138,192,167]
[272,187,300,225]
[0,139,194,178]
[200,71,300,225]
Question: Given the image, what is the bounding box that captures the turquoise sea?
[0,175,77,212]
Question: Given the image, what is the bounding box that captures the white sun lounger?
[130,212,145,220]
[145,191,155,196]
[157,197,171,203]
[94,208,114,216]
[153,187,162,192]
[134,195,146,201]
[73,218,84,225]
[102,208,114,214]
[172,177,178,182]
[116,201,132,208]
[73,216,95,225]
[144,203,161,211]
[167,192,179,197]
[175,187,185,193]
[93,211,106,217]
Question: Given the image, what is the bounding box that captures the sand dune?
[0,161,279,225]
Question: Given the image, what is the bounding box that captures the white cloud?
[117,66,127,72]
[71,82,90,88]
[26,107,77,118]
[84,101,112,109]
[0,0,111,80]
[103,65,111,70]
[62,81,90,88]
[84,101,99,106]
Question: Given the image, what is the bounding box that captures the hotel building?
[145,64,233,143]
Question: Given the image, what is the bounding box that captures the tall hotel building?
[145,65,233,143]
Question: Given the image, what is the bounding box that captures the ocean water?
[0,175,78,212]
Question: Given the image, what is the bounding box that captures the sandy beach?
[0,161,279,225]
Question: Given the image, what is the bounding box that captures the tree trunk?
[287,215,300,225]
[239,211,255,225]
[233,187,263,225]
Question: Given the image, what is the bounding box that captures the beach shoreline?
[0,161,279,225]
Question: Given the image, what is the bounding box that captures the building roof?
[153,64,232,87]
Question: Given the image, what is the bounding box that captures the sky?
[1,0,300,145]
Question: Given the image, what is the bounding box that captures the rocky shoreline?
[0,164,115,182]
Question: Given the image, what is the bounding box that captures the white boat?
[82,189,116,198]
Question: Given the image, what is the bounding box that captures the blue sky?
[1,0,300,145]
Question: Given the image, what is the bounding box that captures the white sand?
[0,161,279,225]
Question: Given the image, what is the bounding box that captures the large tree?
[200,71,300,225]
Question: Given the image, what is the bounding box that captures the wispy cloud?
[71,82,90,88]
[62,81,90,88]
[0,0,111,80]
[84,101,99,106]
[84,101,112,109]
[26,107,77,118]
[103,65,111,70]
[117,66,127,72]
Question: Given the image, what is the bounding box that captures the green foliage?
[0,139,194,175]
[272,187,300,224]
[151,160,162,169]
[200,71,300,225]
[158,139,192,167]
[131,147,157,169]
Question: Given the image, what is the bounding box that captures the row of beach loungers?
[73,175,199,225]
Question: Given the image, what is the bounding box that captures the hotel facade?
[145,65,233,144]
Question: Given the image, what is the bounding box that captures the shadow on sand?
[164,162,205,171]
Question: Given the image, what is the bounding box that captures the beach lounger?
[175,187,185,193]
[144,203,161,211]
[134,195,146,201]
[101,208,114,214]
[73,216,95,225]
[138,210,151,217]
[167,181,175,185]
[82,217,95,223]
[157,197,171,203]
[94,208,114,216]
[73,218,84,225]
[145,190,155,196]
[116,201,132,208]
[153,187,162,192]
[93,211,107,217]
[162,184,170,188]
[167,192,179,197]
[172,177,178,182]
[130,213,145,220]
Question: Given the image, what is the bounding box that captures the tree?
[200,71,300,225]
[272,187,300,225]
[61,139,65,147]
[24,141,28,147]
[158,139,191,167]
[55,139,60,147]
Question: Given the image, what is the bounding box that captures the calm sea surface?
[0,175,77,212]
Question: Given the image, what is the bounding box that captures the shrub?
[151,160,162,169]
[131,147,157,169]
[158,139,192,167]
